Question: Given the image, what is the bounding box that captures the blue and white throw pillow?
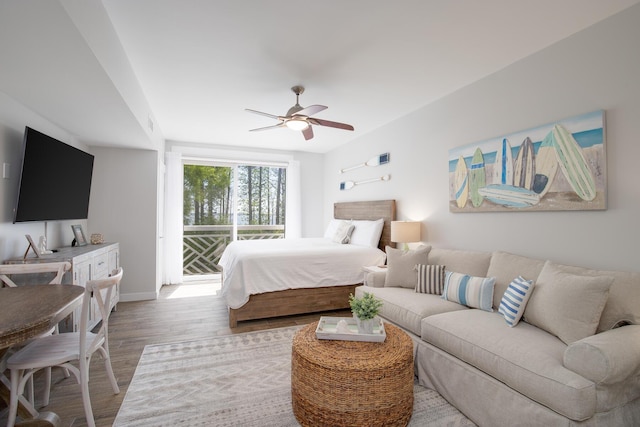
[498,276,535,327]
[441,271,495,312]
[415,264,446,294]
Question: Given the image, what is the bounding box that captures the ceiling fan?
[245,86,354,141]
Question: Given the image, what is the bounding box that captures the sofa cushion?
[544,263,640,333]
[441,271,495,312]
[498,275,534,327]
[524,261,613,345]
[422,310,596,421]
[384,245,431,289]
[355,285,467,336]
[486,251,545,310]
[427,248,491,278]
[415,264,445,294]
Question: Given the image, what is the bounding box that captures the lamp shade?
[390,221,421,243]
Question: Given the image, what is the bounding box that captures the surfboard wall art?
[448,110,606,212]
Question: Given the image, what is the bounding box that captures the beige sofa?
[356,248,640,426]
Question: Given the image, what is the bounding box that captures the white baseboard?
[119,291,158,302]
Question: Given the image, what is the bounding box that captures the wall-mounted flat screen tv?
[13,126,94,223]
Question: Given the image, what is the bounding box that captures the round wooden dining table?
[0,284,84,427]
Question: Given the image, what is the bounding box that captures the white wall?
[324,5,640,273]
[89,146,159,301]
[295,151,325,237]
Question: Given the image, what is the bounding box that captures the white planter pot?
[355,317,376,334]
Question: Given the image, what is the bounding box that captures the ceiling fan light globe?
[286,119,309,131]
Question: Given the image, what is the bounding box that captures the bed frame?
[227,199,396,327]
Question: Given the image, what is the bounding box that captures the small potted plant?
[349,292,383,334]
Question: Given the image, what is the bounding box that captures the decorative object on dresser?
[90,233,104,245]
[219,200,396,328]
[71,224,88,247]
[391,220,421,250]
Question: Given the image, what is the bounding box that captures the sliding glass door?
[182,162,286,277]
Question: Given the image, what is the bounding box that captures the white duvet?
[219,238,386,309]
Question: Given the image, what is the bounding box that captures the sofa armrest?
[365,271,387,287]
[563,325,640,384]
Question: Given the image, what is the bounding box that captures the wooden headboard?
[334,200,397,251]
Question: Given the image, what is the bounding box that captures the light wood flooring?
[2,277,351,426]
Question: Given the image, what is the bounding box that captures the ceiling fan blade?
[294,104,327,117]
[302,126,314,141]
[309,118,354,131]
[249,123,285,132]
[245,109,282,120]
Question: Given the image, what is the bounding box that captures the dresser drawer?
[93,253,109,279]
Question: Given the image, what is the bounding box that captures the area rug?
[114,325,475,426]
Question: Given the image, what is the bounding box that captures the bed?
[219,200,396,327]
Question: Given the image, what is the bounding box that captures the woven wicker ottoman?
[291,320,414,427]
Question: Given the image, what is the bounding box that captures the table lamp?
[391,221,421,251]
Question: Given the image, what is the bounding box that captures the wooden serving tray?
[315,316,386,342]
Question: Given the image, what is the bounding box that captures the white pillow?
[332,222,355,244]
[350,218,384,247]
[324,219,348,239]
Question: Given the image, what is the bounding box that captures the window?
[182,163,287,276]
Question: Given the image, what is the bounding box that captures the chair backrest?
[0,262,72,287]
[79,268,124,356]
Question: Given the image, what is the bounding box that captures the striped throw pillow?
[441,271,496,312]
[415,264,446,294]
[498,276,535,327]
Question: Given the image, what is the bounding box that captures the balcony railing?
[183,224,285,276]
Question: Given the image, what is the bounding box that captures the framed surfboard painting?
[448,110,606,212]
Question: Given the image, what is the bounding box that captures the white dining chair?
[0,261,71,288]
[6,268,123,427]
[0,261,72,405]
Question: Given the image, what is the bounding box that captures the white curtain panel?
[285,160,301,239]
[163,152,183,284]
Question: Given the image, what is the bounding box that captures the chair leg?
[43,367,52,407]
[8,369,22,427]
[74,355,101,427]
[101,348,120,394]
[27,375,34,405]
[80,368,96,427]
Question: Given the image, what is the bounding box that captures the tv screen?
[13,127,94,222]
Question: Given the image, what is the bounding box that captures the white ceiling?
[1,0,638,153]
